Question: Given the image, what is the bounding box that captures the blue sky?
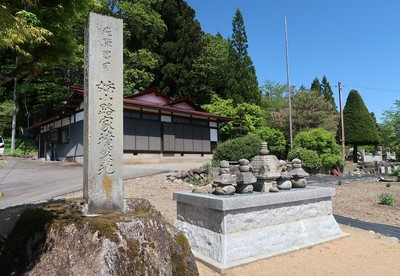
[186,0,400,122]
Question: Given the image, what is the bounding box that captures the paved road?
[1,157,385,209]
[0,157,194,209]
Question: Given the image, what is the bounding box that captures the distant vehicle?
[0,136,4,155]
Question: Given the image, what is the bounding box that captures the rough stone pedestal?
[174,187,348,273]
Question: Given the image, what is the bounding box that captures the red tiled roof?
[31,86,229,129]
[124,87,172,103]
[122,98,228,120]
[165,96,206,112]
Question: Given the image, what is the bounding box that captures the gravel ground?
[56,170,400,275]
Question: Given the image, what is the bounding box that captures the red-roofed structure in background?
[31,87,229,161]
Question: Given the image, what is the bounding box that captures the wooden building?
[31,87,229,161]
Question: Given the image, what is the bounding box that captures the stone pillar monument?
[84,12,124,212]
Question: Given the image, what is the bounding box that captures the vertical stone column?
[84,12,124,212]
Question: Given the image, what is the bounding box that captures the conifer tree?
[156,0,204,98]
[321,75,335,108]
[225,8,260,105]
[341,90,380,162]
[310,77,321,94]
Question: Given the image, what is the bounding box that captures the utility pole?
[284,16,293,149]
[338,81,345,162]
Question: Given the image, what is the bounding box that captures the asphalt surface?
[334,215,400,239]
[0,157,172,209]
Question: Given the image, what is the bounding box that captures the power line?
[344,84,400,93]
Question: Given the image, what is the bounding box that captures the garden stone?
[277,171,293,190]
[212,160,236,195]
[291,178,307,188]
[236,184,253,193]
[236,159,256,194]
[236,171,257,185]
[214,185,236,195]
[277,180,292,190]
[238,165,251,172]
[219,167,230,175]
[220,160,230,168]
[238,159,250,166]
[192,184,213,194]
[289,158,309,188]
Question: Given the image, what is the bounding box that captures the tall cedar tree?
[321,75,335,108]
[225,9,260,105]
[310,77,321,94]
[341,90,380,162]
[156,0,204,99]
[188,33,231,104]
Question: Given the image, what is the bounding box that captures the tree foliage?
[291,128,342,171]
[202,94,266,141]
[0,5,51,58]
[261,80,289,112]
[120,0,166,95]
[310,77,321,94]
[0,100,14,135]
[254,127,287,159]
[380,100,400,161]
[341,89,380,162]
[270,89,339,140]
[294,128,340,155]
[188,33,230,104]
[0,0,96,84]
[287,147,321,170]
[212,134,262,162]
[224,8,260,105]
[156,0,204,98]
[321,75,335,107]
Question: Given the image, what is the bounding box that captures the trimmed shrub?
[213,134,262,162]
[320,153,344,170]
[287,147,321,170]
[294,128,340,155]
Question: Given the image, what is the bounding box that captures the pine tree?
[225,8,260,105]
[341,90,380,162]
[310,77,321,94]
[321,75,335,107]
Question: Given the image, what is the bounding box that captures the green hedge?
[212,134,262,162]
[287,147,321,170]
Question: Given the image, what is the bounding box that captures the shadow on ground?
[0,199,67,249]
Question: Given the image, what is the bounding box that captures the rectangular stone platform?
[173,186,348,273]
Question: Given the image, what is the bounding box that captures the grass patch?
[378,193,397,206]
[3,137,37,157]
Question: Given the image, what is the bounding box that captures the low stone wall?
[174,187,347,272]
[359,161,400,175]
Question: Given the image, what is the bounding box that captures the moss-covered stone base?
[0,199,198,276]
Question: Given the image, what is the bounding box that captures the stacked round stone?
[236,159,256,193]
[213,160,236,195]
[289,158,309,188]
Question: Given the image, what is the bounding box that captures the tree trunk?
[11,78,17,154]
[352,144,358,163]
